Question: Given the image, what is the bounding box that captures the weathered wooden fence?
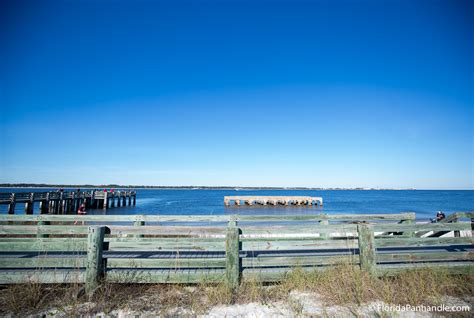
[0,212,472,295]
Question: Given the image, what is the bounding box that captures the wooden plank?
[375,237,473,247]
[242,255,357,267]
[242,239,358,251]
[0,240,87,251]
[107,226,227,236]
[376,251,473,263]
[0,256,227,269]
[0,213,417,223]
[373,222,471,232]
[240,235,357,241]
[0,257,86,268]
[0,269,84,284]
[0,237,225,250]
[106,237,225,242]
[0,225,89,235]
[0,225,226,236]
[6,223,452,238]
[108,241,225,251]
[240,225,358,234]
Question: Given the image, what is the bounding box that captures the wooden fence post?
[357,224,376,276]
[86,226,107,296]
[37,216,49,238]
[225,218,241,292]
[403,219,415,237]
[319,218,329,239]
[134,215,145,238]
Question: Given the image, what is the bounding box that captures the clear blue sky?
[0,0,472,189]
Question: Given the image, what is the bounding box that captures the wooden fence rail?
[0,212,472,295]
[0,211,416,223]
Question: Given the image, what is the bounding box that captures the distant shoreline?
[0,186,469,191]
[0,183,425,190]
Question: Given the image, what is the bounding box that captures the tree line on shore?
[0,183,409,190]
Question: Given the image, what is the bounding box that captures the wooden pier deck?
[0,190,136,214]
[224,196,323,206]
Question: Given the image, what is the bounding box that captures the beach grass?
[0,265,472,316]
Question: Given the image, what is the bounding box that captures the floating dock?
[224,196,323,206]
[0,190,136,214]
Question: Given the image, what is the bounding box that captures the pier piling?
[8,194,16,214]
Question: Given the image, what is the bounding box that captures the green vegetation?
[0,183,414,190]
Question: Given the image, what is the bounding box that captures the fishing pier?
[0,190,137,214]
[224,196,323,206]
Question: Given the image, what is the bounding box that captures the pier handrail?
[0,190,137,213]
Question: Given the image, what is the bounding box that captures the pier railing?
[0,212,471,295]
[0,190,137,214]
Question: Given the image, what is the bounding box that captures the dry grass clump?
[0,282,82,316]
[378,267,473,306]
[0,282,147,316]
[0,266,472,316]
[277,264,380,304]
[277,263,474,307]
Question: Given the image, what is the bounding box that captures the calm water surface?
[1,188,472,221]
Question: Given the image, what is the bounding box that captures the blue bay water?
[0,188,472,221]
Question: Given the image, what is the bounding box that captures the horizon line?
[0,183,472,191]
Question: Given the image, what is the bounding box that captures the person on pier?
[431,211,445,223]
[74,203,87,225]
